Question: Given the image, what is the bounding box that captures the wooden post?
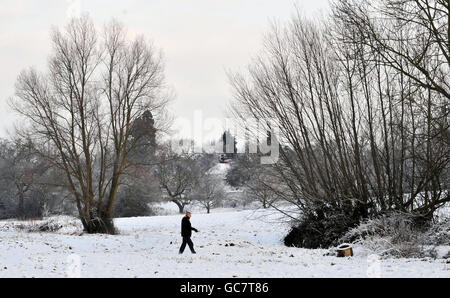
[336,244,353,257]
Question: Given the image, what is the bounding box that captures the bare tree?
[244,165,279,209]
[154,143,198,214]
[0,138,53,219]
[229,6,449,247]
[12,16,169,233]
[193,174,226,214]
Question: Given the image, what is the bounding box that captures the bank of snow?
[0,209,448,278]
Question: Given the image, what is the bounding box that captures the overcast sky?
[0,0,329,143]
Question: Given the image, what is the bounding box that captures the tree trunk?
[75,195,116,234]
[172,199,185,214]
[17,190,25,219]
[80,208,116,234]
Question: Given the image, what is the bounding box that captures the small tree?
[245,172,278,209]
[155,143,198,214]
[225,153,253,187]
[0,138,51,219]
[193,174,226,214]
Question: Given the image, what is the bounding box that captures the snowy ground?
[0,208,448,278]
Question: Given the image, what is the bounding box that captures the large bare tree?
[229,6,449,247]
[12,16,169,233]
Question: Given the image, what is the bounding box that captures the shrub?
[284,203,361,249]
[226,164,250,187]
[339,212,426,258]
[0,216,83,234]
[114,194,155,218]
[422,217,450,246]
[20,192,45,219]
[32,216,82,233]
[0,198,16,219]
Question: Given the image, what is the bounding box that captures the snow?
[0,209,448,278]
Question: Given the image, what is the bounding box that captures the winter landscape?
[0,163,448,278]
[0,0,449,280]
[0,207,448,278]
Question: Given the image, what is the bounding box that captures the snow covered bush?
[0,216,83,234]
[31,216,83,234]
[422,217,450,247]
[339,212,428,258]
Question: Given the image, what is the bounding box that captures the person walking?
[179,211,199,254]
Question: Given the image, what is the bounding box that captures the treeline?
[0,136,229,220]
[230,0,449,247]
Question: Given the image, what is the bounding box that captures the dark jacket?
[181,216,197,237]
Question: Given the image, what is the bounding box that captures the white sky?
[0,0,330,144]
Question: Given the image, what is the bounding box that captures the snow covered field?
[0,208,448,278]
